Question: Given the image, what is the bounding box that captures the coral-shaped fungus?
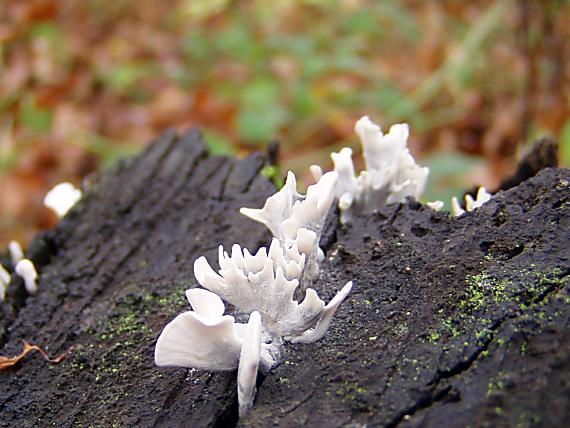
[311,116,429,223]
[154,115,492,416]
[155,170,352,416]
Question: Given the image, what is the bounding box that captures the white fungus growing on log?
[240,170,339,283]
[154,116,493,416]
[451,187,493,217]
[9,241,24,265]
[15,259,38,294]
[0,264,11,302]
[311,116,429,223]
[155,170,352,416]
[44,182,82,218]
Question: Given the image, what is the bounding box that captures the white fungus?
[311,116,429,224]
[155,170,352,416]
[9,240,24,265]
[237,311,262,417]
[0,264,11,302]
[451,187,492,217]
[154,290,274,414]
[465,187,492,212]
[15,259,38,294]
[155,289,270,371]
[450,196,466,217]
[44,182,82,218]
[193,240,352,345]
[240,170,339,283]
[426,200,444,212]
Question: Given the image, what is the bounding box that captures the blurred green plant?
[18,96,53,134]
[202,129,234,156]
[422,152,483,210]
[72,133,140,169]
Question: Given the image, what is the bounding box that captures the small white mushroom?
[426,200,444,211]
[44,182,82,218]
[15,259,38,294]
[9,240,24,265]
[450,196,466,217]
[0,264,11,302]
[156,168,354,416]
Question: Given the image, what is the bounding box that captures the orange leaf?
[0,341,71,371]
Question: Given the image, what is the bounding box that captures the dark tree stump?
[0,129,568,428]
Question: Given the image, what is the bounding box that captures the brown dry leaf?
[0,340,70,371]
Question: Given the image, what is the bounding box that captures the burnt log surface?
[0,129,568,428]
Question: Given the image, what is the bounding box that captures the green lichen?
[333,381,369,405]
[425,266,566,346]
[486,370,506,396]
[64,284,192,425]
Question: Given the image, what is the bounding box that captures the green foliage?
[203,129,234,156]
[422,152,483,209]
[28,22,71,72]
[172,0,524,159]
[97,62,157,96]
[19,97,53,133]
[2,0,565,188]
[74,134,141,169]
[237,78,288,144]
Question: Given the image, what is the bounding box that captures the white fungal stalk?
[44,182,82,218]
[0,264,11,302]
[465,187,492,211]
[9,241,24,265]
[451,187,492,217]
[426,200,444,211]
[311,116,429,224]
[155,171,352,416]
[155,289,270,415]
[15,259,38,294]
[238,311,262,417]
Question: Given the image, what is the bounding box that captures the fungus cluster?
[155,170,352,416]
[1,182,83,303]
[311,116,429,223]
[153,116,493,416]
[0,240,39,302]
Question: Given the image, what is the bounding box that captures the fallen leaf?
[0,340,71,370]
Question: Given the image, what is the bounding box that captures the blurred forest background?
[0,0,568,247]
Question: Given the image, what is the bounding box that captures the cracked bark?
[0,129,568,428]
